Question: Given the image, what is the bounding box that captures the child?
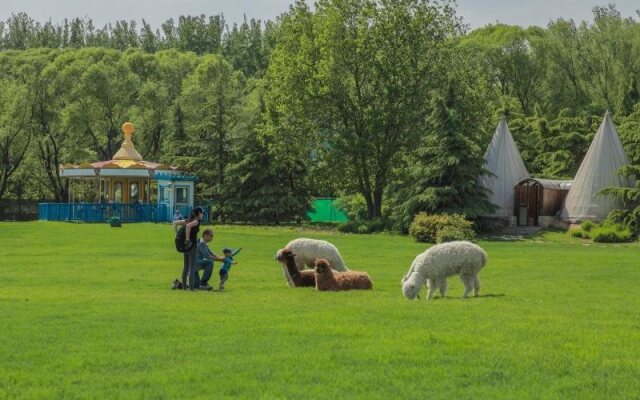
[219,247,242,290]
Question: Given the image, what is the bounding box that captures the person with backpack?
[175,206,205,290]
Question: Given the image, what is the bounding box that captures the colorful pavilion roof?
[60,122,183,178]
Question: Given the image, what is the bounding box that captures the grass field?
[1,221,639,399]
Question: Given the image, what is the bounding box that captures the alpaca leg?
[282,265,293,287]
[427,279,436,300]
[461,275,473,298]
[473,275,480,297]
[438,278,448,298]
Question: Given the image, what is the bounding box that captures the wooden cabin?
[513,178,572,226]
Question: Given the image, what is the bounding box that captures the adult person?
[175,206,204,290]
[195,229,225,290]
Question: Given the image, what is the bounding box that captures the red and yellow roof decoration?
[61,122,181,177]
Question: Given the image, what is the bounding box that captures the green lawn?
[1,222,639,399]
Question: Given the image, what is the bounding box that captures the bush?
[606,208,640,235]
[108,216,122,227]
[334,195,368,222]
[337,218,387,234]
[337,221,361,233]
[436,226,476,243]
[569,229,585,238]
[409,213,474,243]
[591,226,633,243]
[580,220,596,232]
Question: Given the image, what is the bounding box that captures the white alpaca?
[401,241,487,300]
[275,238,349,286]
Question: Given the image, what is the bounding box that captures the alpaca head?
[402,272,421,300]
[314,258,331,275]
[275,248,296,262]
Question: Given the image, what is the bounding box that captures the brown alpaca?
[314,259,373,291]
[276,249,316,287]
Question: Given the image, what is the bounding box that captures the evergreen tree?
[220,82,312,223]
[393,81,494,230]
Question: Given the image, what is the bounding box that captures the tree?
[174,54,244,203]
[140,19,159,53]
[61,49,140,161]
[220,81,312,223]
[223,17,271,77]
[460,24,547,115]
[0,80,32,202]
[266,0,463,219]
[392,78,494,230]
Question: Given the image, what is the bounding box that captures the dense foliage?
[1,2,640,225]
[408,212,474,243]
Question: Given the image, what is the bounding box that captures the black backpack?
[175,224,195,253]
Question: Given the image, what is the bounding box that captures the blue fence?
[38,203,170,223]
[38,203,212,223]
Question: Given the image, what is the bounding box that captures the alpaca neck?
[317,269,335,284]
[284,257,300,277]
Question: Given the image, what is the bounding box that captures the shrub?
[334,194,368,222]
[580,220,596,232]
[607,208,640,235]
[591,226,633,243]
[569,229,585,238]
[337,221,360,233]
[108,216,122,227]
[365,218,387,233]
[337,218,387,234]
[436,226,476,243]
[409,213,474,243]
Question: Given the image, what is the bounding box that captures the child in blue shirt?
[219,247,242,290]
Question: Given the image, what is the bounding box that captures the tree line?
[1,0,639,228]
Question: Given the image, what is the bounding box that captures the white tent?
[560,111,632,222]
[479,116,530,218]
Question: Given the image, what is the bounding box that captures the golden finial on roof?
[123,122,134,135]
[113,121,143,161]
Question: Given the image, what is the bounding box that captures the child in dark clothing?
[219,247,242,290]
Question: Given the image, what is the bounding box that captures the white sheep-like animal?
[275,238,349,286]
[401,241,487,300]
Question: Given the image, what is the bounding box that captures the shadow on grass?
[424,293,506,300]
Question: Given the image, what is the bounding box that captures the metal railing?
[38,203,170,223]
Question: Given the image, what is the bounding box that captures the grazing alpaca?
[401,241,487,300]
[275,249,316,287]
[314,259,372,291]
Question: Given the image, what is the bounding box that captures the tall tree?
[266,0,463,219]
[175,54,244,202]
[392,76,494,229]
[221,80,312,223]
[61,49,139,160]
[0,80,32,202]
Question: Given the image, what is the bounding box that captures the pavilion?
[39,122,198,222]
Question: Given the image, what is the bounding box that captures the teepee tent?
[479,116,530,218]
[560,111,632,222]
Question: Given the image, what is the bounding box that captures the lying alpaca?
[275,238,349,272]
[401,241,487,300]
[314,259,372,291]
[275,238,349,286]
[275,249,316,287]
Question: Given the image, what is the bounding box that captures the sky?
[0,0,638,30]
